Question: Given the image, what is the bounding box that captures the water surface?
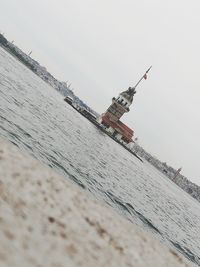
[0,47,200,265]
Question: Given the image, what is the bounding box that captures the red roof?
[102,115,134,141]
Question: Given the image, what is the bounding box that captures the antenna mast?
[134,66,152,90]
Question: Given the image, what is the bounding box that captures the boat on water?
[64,96,73,105]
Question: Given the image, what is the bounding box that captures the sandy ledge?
[0,138,195,267]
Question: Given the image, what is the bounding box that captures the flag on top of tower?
[143,66,152,80]
[133,66,152,90]
[143,73,147,80]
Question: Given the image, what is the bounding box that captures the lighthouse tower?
[97,87,136,124]
[100,87,136,123]
[97,87,136,144]
[97,67,152,145]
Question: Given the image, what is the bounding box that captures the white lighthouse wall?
[107,127,115,134]
[115,133,123,140]
[127,141,134,149]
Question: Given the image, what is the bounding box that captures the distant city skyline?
[1,0,200,184]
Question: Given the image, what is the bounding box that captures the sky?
[1,0,200,184]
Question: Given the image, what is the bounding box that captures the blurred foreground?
[0,138,194,267]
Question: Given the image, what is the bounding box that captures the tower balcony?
[112,97,129,112]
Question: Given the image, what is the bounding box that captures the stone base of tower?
[97,114,134,146]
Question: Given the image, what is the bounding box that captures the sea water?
[0,47,200,265]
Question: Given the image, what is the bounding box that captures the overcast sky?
[1,0,200,184]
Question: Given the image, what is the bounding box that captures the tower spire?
[133,66,152,90]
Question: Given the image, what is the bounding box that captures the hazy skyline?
[1,0,200,183]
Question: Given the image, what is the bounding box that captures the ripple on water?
[1,46,200,266]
